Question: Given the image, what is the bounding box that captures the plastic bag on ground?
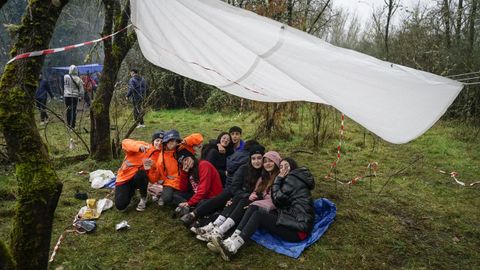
[89,169,115,189]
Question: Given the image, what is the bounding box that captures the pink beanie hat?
[263,151,282,168]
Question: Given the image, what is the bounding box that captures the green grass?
[1,105,479,269]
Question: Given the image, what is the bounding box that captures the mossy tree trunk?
[90,0,136,161]
[0,1,69,269]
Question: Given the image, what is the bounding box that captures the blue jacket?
[35,79,53,100]
[127,75,146,99]
[234,140,245,152]
[225,148,250,177]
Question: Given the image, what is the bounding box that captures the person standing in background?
[63,65,84,129]
[126,69,147,128]
[35,74,54,125]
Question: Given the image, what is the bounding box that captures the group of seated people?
[114,126,316,261]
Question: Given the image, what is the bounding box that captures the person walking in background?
[35,74,54,125]
[126,68,147,128]
[81,74,97,107]
[63,65,84,129]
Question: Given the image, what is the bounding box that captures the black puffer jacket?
[271,167,315,233]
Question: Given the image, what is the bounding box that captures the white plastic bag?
[89,169,115,189]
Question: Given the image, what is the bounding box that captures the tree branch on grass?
[377,155,424,196]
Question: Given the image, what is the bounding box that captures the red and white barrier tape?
[327,162,378,185]
[134,26,267,97]
[439,170,480,187]
[325,114,345,180]
[7,24,132,65]
[324,113,378,186]
[49,229,76,263]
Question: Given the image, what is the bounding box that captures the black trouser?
[220,194,250,223]
[161,186,192,206]
[64,96,79,128]
[115,170,148,210]
[84,91,91,106]
[132,97,144,125]
[194,189,233,217]
[35,98,48,121]
[237,205,303,242]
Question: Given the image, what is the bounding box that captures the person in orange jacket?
[115,131,163,212]
[156,129,184,206]
[157,131,205,207]
[179,133,204,157]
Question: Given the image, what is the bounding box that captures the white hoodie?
[63,65,84,98]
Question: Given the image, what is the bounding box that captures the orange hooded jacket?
[116,139,160,186]
[156,146,182,190]
[178,133,203,155]
[156,133,203,190]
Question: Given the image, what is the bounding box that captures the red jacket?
[179,160,223,206]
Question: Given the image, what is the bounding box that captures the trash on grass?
[116,220,130,231]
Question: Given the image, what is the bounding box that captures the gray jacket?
[63,65,84,98]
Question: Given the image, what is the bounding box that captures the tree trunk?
[384,0,395,60]
[455,0,464,45]
[0,1,69,269]
[286,0,293,26]
[90,0,136,161]
[0,240,14,270]
[443,0,452,48]
[468,0,477,51]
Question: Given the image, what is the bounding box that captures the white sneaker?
[157,198,164,206]
[196,222,215,235]
[136,124,143,129]
[40,121,45,126]
[206,242,220,253]
[136,198,147,212]
[196,227,221,242]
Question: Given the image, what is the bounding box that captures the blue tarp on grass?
[251,198,336,258]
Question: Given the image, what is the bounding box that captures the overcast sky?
[332,0,435,25]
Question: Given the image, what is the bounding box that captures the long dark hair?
[201,132,234,159]
[257,161,280,194]
[281,157,298,171]
[245,156,263,192]
[186,156,200,183]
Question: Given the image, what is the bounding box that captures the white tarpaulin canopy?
[131,0,463,144]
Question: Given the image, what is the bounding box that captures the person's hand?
[279,162,291,178]
[279,166,290,178]
[125,96,129,101]
[225,199,233,207]
[142,158,153,170]
[248,192,258,201]
[217,143,226,154]
[139,144,151,153]
[182,156,194,172]
[178,202,189,208]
